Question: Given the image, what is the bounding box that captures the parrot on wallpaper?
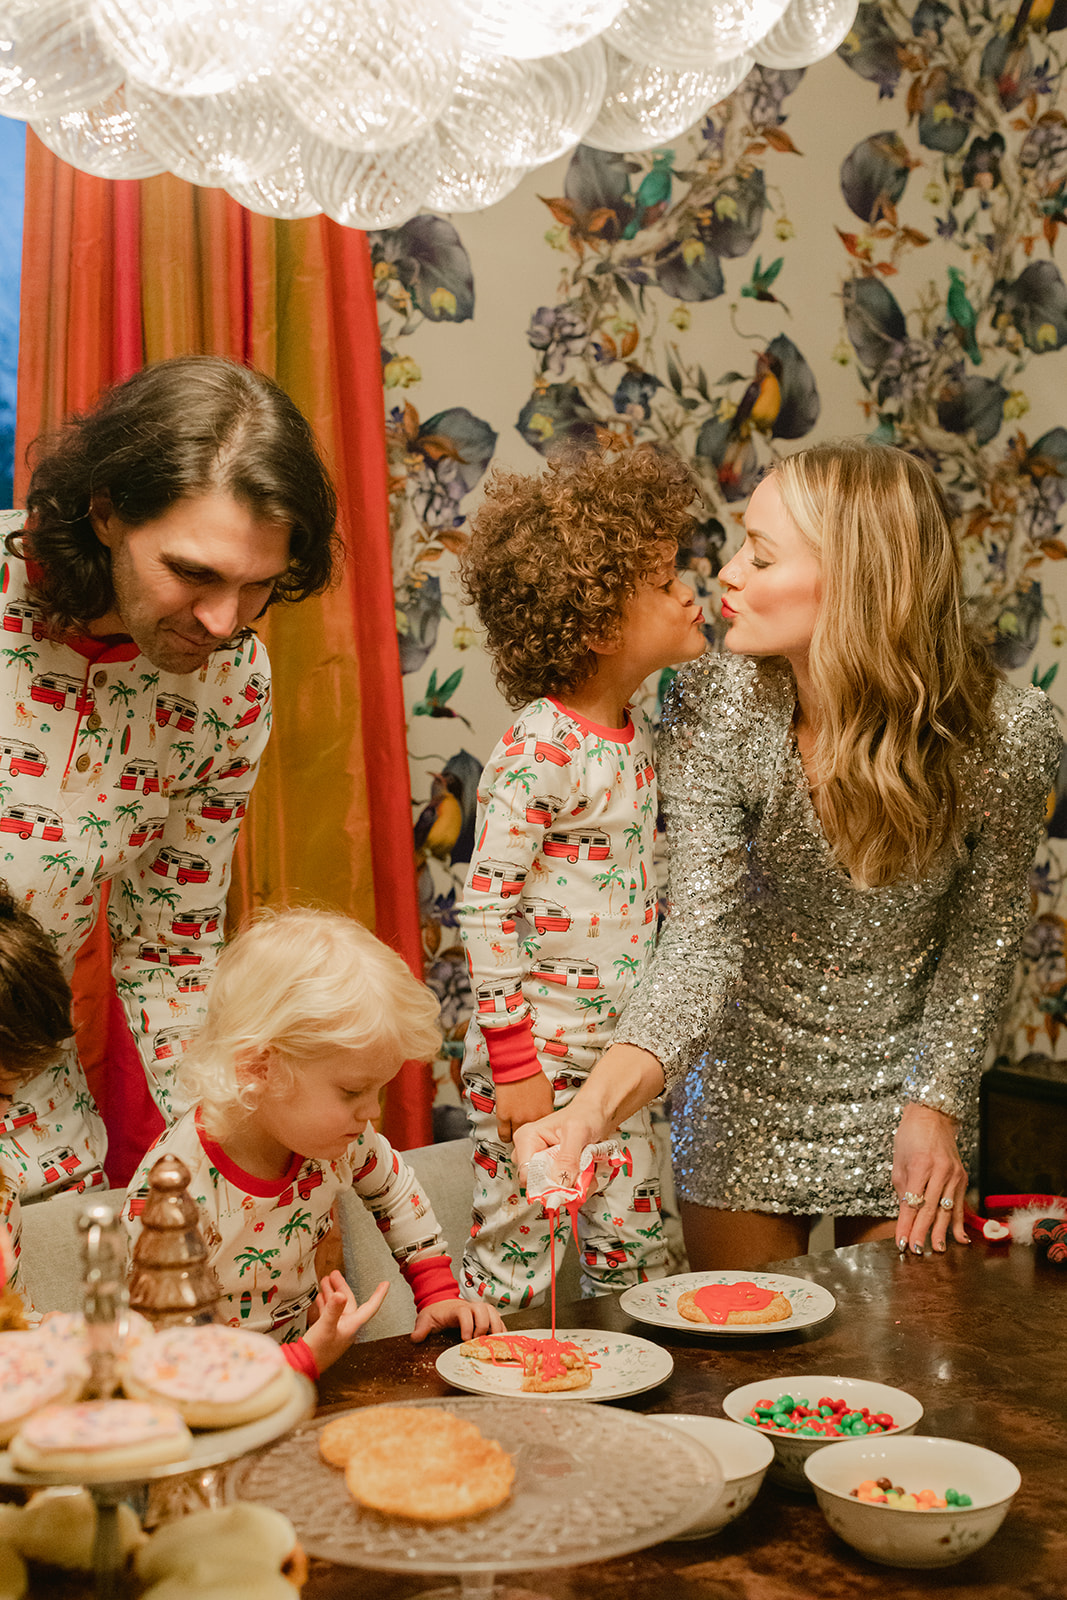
[414,771,465,862]
[947,267,981,365]
[622,152,675,239]
[1009,0,1067,46]
[733,349,784,437]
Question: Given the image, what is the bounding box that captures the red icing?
[692,1282,779,1324]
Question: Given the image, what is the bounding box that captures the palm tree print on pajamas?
[278,1209,314,1245]
[235,1245,281,1289]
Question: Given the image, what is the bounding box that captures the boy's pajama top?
[458,696,668,1307]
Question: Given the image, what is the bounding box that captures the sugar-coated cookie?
[343,1405,514,1521]
[9,1400,192,1477]
[0,1334,87,1444]
[122,1325,295,1429]
[136,1503,305,1591]
[9,1487,144,1569]
[318,1412,364,1468]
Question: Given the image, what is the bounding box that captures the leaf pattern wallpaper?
[375,0,1067,1133]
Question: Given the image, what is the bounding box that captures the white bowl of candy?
[805,1435,1021,1567]
[721,1375,923,1490]
[655,1414,775,1537]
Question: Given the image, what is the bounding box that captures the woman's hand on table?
[411,1296,506,1343]
[891,1103,970,1256]
[304,1271,390,1372]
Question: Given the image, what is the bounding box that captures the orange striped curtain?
[15,133,430,1168]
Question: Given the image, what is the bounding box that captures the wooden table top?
[299,1238,1065,1600]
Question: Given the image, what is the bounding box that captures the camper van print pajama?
[123,1111,461,1345]
[0,527,271,1200]
[458,696,668,1308]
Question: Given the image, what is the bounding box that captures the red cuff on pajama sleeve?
[281,1338,320,1380]
[483,1018,543,1085]
[402,1253,460,1309]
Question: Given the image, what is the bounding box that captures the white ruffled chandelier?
[0,0,857,228]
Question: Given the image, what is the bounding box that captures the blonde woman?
[515,442,1060,1269]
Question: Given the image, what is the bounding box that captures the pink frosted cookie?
[0,1333,87,1444]
[122,1325,296,1428]
[9,1400,192,1476]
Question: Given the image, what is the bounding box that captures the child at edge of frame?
[0,881,89,1323]
[456,441,708,1310]
[123,905,505,1375]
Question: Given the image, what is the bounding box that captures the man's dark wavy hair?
[10,355,340,633]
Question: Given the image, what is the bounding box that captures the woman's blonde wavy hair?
[772,441,999,888]
[178,906,442,1139]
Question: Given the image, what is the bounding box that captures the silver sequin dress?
[615,653,1061,1217]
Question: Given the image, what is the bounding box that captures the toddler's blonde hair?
[179,906,442,1138]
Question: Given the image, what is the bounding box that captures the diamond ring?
[903,1190,925,1208]
[938,1196,954,1210]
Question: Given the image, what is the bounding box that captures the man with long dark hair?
[0,356,338,1195]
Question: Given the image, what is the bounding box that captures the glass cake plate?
[231,1395,724,1599]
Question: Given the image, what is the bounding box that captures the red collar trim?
[548,696,636,743]
[195,1109,304,1198]
[24,551,140,663]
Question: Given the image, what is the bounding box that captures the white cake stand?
[231,1395,724,1600]
[0,1373,315,1599]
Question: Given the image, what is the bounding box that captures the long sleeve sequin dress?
[615,653,1060,1217]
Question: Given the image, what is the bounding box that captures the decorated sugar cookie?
[9,1400,192,1476]
[0,1334,87,1444]
[122,1325,295,1428]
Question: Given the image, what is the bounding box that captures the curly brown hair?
[460,444,698,706]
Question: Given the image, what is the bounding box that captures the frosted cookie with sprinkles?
[9,1400,192,1476]
[0,1333,87,1444]
[122,1325,295,1428]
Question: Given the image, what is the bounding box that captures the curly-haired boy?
[456,444,707,1308]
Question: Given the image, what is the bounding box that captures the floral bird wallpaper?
[376,0,1067,1135]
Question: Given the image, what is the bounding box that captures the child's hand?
[495,1072,554,1143]
[303,1271,389,1373]
[411,1296,506,1343]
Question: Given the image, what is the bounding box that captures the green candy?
[775,1395,795,1412]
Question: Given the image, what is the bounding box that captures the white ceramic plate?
[619,1271,836,1336]
[436,1328,674,1401]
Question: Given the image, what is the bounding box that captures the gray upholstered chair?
[18,1185,128,1314]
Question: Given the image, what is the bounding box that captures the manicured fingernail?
[935,1241,946,1253]
[912,1244,924,1256]
[897,1238,908,1252]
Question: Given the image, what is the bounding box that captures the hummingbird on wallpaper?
[411,667,472,728]
[947,267,981,364]
[740,255,790,313]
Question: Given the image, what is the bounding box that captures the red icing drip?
[692,1281,778,1324]
[476,1333,587,1381]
